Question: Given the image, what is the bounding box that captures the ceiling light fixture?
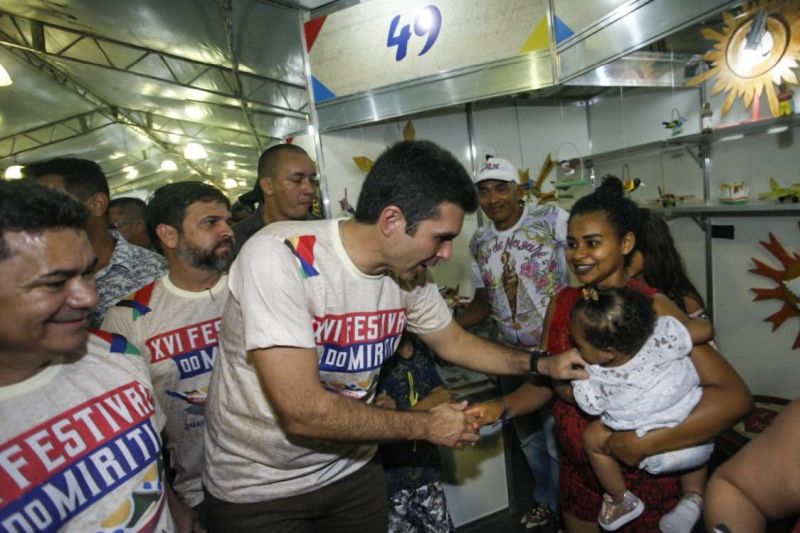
[184,142,208,160]
[4,165,23,179]
[185,104,205,120]
[745,10,768,50]
[0,64,12,87]
[160,159,178,172]
[124,166,138,179]
[223,178,238,189]
[689,1,800,118]
[225,159,236,170]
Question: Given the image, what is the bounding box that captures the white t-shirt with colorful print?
[0,331,173,533]
[469,204,569,347]
[203,218,453,503]
[102,274,227,507]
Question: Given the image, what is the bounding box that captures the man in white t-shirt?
[0,181,173,532]
[103,181,234,531]
[457,157,569,528]
[203,140,588,532]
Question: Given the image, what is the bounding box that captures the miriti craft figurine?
[718,181,750,204]
[758,177,800,203]
[778,83,795,116]
[662,108,686,136]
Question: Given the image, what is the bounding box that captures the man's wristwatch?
[529,349,549,377]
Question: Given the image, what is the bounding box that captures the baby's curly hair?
[571,287,656,356]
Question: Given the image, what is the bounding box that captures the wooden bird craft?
[623,177,643,193]
[662,114,686,135]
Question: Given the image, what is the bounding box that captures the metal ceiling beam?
[122,108,282,146]
[0,44,213,179]
[0,110,114,158]
[179,97,307,123]
[0,10,308,120]
[0,105,282,162]
[218,0,263,152]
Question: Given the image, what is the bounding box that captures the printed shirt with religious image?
[102,274,228,507]
[469,204,569,347]
[203,218,453,503]
[0,330,173,533]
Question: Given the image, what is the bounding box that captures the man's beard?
[177,237,234,272]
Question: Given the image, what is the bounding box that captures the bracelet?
[500,398,511,422]
[529,349,549,377]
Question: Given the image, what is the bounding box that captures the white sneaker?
[659,492,703,533]
[598,490,645,531]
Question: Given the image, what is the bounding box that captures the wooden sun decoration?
[749,232,800,349]
[688,1,800,117]
[351,120,416,173]
[519,154,557,204]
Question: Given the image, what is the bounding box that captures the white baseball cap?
[475,157,519,184]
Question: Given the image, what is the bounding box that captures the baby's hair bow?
[582,287,599,302]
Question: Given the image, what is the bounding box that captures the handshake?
[375,387,508,449]
[373,347,587,449]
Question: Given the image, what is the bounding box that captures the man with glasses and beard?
[102,181,235,532]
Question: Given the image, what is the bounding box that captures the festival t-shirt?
[469,204,569,347]
[203,218,453,502]
[0,331,173,533]
[92,231,168,328]
[102,274,228,507]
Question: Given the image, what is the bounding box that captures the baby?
[570,286,714,532]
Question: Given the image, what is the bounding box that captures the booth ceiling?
[0,0,341,196]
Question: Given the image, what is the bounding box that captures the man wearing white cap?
[457,156,569,530]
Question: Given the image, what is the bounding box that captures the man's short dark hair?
[109,197,147,220]
[354,140,478,234]
[257,143,308,178]
[23,157,110,201]
[146,181,231,252]
[0,180,88,261]
[239,144,310,207]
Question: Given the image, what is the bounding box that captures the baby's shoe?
[598,490,644,531]
[519,502,555,529]
[659,492,703,533]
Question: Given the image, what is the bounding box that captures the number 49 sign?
[387,5,442,62]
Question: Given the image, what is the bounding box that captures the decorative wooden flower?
[749,232,800,349]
